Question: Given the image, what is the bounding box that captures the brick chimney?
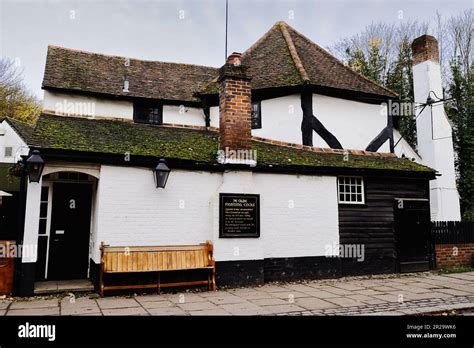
[412,35,439,65]
[412,35,461,221]
[218,52,252,155]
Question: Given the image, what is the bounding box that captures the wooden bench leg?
[212,267,216,291]
[99,264,105,297]
[157,272,161,295]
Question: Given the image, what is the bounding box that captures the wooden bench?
[99,241,216,296]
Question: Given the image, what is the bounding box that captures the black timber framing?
[338,176,431,274]
[300,89,343,149]
[365,102,395,153]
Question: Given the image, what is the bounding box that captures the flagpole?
[225,0,228,61]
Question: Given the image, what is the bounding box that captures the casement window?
[4,147,13,157]
[251,101,262,129]
[133,102,163,125]
[338,176,365,204]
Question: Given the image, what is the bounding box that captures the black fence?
[431,221,474,244]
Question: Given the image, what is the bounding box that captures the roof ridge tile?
[278,22,310,83]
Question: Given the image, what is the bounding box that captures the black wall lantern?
[154,158,170,189]
[25,150,45,183]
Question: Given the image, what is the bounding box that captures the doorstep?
[34,279,95,295]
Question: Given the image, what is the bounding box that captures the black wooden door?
[394,199,431,272]
[48,183,92,280]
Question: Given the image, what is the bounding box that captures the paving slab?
[325,297,365,307]
[134,294,171,303]
[177,301,218,311]
[294,297,336,310]
[269,291,309,300]
[283,284,319,293]
[9,299,58,310]
[353,289,385,296]
[145,307,187,315]
[331,283,367,291]
[0,301,11,310]
[97,297,140,309]
[102,307,149,316]
[387,285,434,294]
[435,288,473,296]
[207,294,247,305]
[219,302,270,315]
[318,286,353,296]
[249,298,289,306]
[188,308,230,315]
[301,290,340,299]
[347,294,387,305]
[139,300,175,309]
[263,304,306,314]
[7,307,60,316]
[167,293,207,304]
[60,297,100,315]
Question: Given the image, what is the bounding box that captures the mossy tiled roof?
[200,22,397,98]
[43,46,218,102]
[43,22,397,102]
[2,117,36,143]
[29,114,434,175]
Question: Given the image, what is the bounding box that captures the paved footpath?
[2,271,474,316]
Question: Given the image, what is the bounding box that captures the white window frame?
[337,176,365,204]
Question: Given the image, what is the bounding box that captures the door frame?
[394,197,432,272]
[39,177,95,280]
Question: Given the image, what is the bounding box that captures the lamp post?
[153,158,170,189]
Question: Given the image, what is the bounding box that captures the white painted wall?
[43,90,134,120]
[251,95,303,144]
[312,94,389,152]
[254,173,339,258]
[210,106,219,128]
[93,167,220,262]
[0,121,29,163]
[214,94,388,152]
[163,105,206,126]
[413,60,461,221]
[90,166,339,263]
[393,129,422,163]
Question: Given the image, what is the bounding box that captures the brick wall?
[435,243,474,268]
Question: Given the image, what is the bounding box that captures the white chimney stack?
[412,35,461,221]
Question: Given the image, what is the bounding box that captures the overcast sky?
[0,0,471,99]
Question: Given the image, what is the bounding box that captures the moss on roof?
[3,117,36,142]
[32,114,219,163]
[30,114,433,174]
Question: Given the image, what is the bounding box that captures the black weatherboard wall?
[218,175,431,285]
[338,176,430,275]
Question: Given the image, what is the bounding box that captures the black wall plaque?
[219,193,260,238]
